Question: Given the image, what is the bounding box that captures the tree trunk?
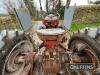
[39,0,43,16]
[66,0,71,8]
[46,0,49,13]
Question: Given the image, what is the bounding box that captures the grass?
[32,21,36,26]
[70,22,100,31]
[32,21,100,32]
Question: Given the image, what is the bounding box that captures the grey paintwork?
[14,8,32,32]
[63,5,76,30]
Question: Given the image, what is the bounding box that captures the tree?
[39,0,43,16]
[56,0,71,19]
[45,0,68,19]
[17,0,26,8]
[23,0,37,16]
[45,0,61,13]
[88,0,100,4]
[46,0,49,13]
[66,0,71,8]
[45,0,53,13]
[3,0,15,11]
[95,1,100,4]
[3,0,26,12]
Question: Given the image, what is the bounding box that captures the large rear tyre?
[0,30,35,75]
[68,29,100,75]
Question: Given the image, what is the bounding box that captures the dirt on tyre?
[0,29,35,75]
[68,27,100,75]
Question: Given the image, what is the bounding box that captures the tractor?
[0,1,100,75]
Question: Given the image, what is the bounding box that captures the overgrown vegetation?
[73,5,100,23]
[71,22,100,31]
[0,12,20,30]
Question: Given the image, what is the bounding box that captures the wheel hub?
[69,40,99,72]
[2,40,34,75]
[70,48,98,71]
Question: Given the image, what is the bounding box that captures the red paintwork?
[44,41,59,46]
[43,20,59,27]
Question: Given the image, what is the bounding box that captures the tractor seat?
[36,28,66,42]
[36,28,65,36]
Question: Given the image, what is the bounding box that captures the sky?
[0,0,91,14]
[34,0,89,10]
[0,0,8,14]
[70,0,88,5]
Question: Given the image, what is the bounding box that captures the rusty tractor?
[0,10,100,75]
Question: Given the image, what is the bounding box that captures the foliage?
[45,0,65,19]
[71,22,100,31]
[73,5,100,23]
[0,11,20,30]
[88,0,100,4]
[23,0,37,17]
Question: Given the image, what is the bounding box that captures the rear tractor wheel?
[68,27,100,75]
[0,29,35,75]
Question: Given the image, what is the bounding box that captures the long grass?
[70,22,100,31]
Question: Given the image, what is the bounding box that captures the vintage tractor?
[0,10,100,75]
[0,2,100,75]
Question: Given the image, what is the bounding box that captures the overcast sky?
[34,0,89,10]
[0,0,8,14]
[0,0,89,14]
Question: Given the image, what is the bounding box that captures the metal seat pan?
[36,28,65,35]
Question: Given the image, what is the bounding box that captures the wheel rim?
[69,40,99,74]
[2,40,34,75]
